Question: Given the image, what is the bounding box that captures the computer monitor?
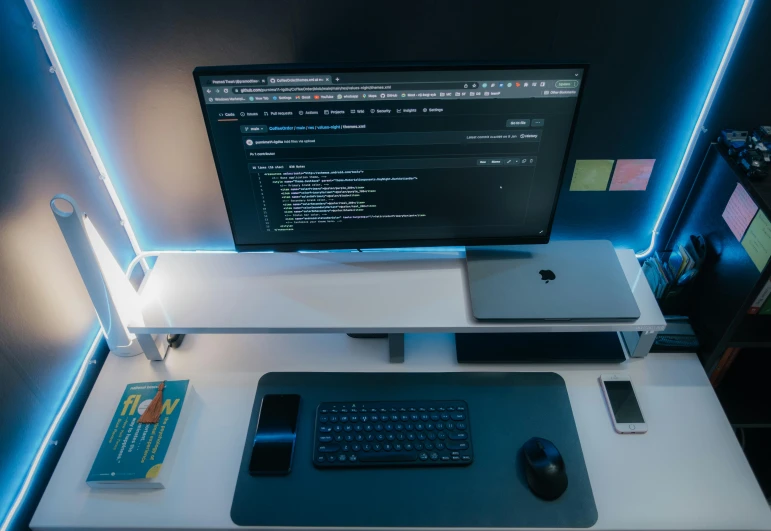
[194,64,586,251]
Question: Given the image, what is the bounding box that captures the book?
[748,279,771,314]
[87,380,190,489]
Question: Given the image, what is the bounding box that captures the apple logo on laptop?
[539,269,556,283]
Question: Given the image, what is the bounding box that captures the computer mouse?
[521,436,568,500]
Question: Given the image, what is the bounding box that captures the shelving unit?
[668,143,771,374]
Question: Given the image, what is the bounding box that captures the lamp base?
[110,338,144,357]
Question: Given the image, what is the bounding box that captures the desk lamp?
[51,194,143,356]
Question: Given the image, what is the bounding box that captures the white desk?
[32,333,771,531]
[129,249,666,361]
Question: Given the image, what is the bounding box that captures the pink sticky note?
[609,159,655,191]
[723,183,759,241]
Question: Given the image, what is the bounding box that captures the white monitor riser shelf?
[128,248,665,362]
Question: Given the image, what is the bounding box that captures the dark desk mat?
[232,372,597,528]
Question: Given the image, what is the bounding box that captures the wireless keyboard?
[313,400,473,468]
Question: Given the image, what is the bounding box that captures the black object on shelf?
[455,332,626,363]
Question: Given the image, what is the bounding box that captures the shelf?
[716,143,771,217]
[716,348,771,427]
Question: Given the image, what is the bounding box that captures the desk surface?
[32,333,771,531]
[129,249,665,335]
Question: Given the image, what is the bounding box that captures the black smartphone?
[249,394,301,475]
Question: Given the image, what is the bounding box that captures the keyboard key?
[449,432,468,440]
[344,425,353,432]
[447,442,469,450]
[427,432,436,440]
[320,426,332,433]
[318,445,339,452]
[405,424,414,431]
[457,406,465,411]
[319,415,329,423]
[376,434,385,441]
[335,435,343,442]
[416,424,424,431]
[407,433,416,441]
[415,443,423,450]
[417,433,426,441]
[340,416,349,422]
[436,423,444,430]
[400,414,409,422]
[360,415,368,422]
[391,414,399,422]
[461,455,471,461]
[365,424,373,431]
[317,456,326,463]
[373,444,382,451]
[334,425,343,432]
[355,434,364,441]
[328,455,336,462]
[345,434,353,442]
[350,454,358,462]
[437,432,446,440]
[419,452,428,461]
[366,434,374,441]
[384,444,392,451]
[352,444,361,451]
[375,424,383,431]
[394,443,402,451]
[360,452,417,463]
[363,444,371,451]
[404,443,413,451]
[451,413,465,421]
[456,422,467,430]
[339,454,347,462]
[421,414,429,421]
[385,424,393,431]
[410,414,419,421]
[430,452,439,461]
[330,416,338,423]
[342,444,350,451]
[425,442,434,450]
[319,435,333,443]
[446,422,454,430]
[441,456,450,461]
[440,413,450,421]
[350,415,358,422]
[436,442,445,450]
[395,424,403,431]
[386,433,395,441]
[396,433,405,441]
[430,414,439,421]
[426,423,434,430]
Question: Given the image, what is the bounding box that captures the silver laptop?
[465,240,641,321]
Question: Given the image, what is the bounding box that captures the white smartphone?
[599,374,647,434]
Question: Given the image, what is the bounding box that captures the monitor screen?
[194,64,586,251]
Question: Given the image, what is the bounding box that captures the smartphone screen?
[249,394,301,475]
[604,380,644,423]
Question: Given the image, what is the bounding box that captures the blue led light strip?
[0,1,754,528]
[635,0,754,258]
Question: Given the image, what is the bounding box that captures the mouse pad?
[231,372,598,528]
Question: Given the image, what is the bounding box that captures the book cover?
[87,380,189,488]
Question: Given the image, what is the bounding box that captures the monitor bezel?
[193,62,588,252]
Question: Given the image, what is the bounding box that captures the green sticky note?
[570,160,614,191]
[741,210,771,272]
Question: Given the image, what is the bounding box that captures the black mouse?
[521,437,568,500]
